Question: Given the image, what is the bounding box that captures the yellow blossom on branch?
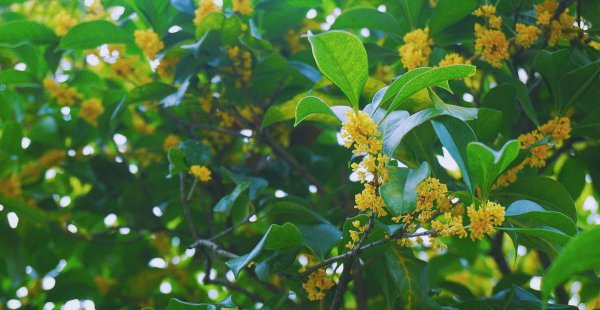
[398,28,433,70]
[134,29,164,60]
[190,165,212,182]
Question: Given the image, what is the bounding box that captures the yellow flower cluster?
[163,134,181,151]
[134,29,164,60]
[194,0,220,25]
[0,174,22,198]
[300,261,334,301]
[225,46,252,89]
[341,111,389,217]
[431,213,467,238]
[467,201,505,240]
[515,23,541,48]
[534,0,578,47]
[416,177,452,223]
[438,53,470,67]
[232,0,253,16]
[43,77,83,106]
[474,23,509,68]
[190,165,212,182]
[398,28,433,70]
[79,98,104,126]
[54,10,77,36]
[346,220,368,249]
[496,117,571,187]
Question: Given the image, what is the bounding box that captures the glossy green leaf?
[59,20,132,50]
[226,223,302,277]
[308,31,368,107]
[467,140,520,200]
[380,162,430,215]
[542,227,600,302]
[0,20,57,44]
[432,116,476,194]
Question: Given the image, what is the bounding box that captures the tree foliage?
[0,0,599,309]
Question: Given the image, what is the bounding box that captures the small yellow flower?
[194,0,220,25]
[0,174,22,198]
[398,28,433,70]
[55,10,77,36]
[79,98,104,126]
[232,0,253,15]
[163,134,181,151]
[515,23,541,48]
[134,29,164,60]
[190,165,212,182]
[467,201,505,240]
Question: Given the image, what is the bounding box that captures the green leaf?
[496,176,577,221]
[265,200,341,258]
[542,227,600,302]
[308,31,368,107]
[380,162,430,215]
[0,20,57,44]
[467,140,520,200]
[0,69,37,86]
[387,65,476,113]
[429,0,479,35]
[226,223,302,277]
[331,8,402,35]
[167,148,187,177]
[431,116,477,194]
[126,82,176,104]
[294,96,341,126]
[1,121,22,155]
[59,20,132,50]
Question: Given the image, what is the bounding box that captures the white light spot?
[377,4,387,12]
[360,28,370,37]
[517,245,527,256]
[128,164,138,174]
[82,145,94,156]
[149,258,167,269]
[14,63,26,71]
[530,276,542,291]
[226,270,235,282]
[59,196,71,208]
[518,68,529,83]
[86,54,100,66]
[63,299,80,310]
[249,214,257,222]
[7,212,18,229]
[308,185,317,193]
[42,276,56,290]
[275,190,288,198]
[43,302,55,310]
[208,289,219,300]
[16,287,28,298]
[168,25,182,33]
[67,224,78,233]
[437,147,459,172]
[104,214,117,227]
[160,281,172,294]
[7,300,21,309]
[583,196,598,213]
[462,93,474,103]
[152,207,163,217]
[240,129,253,137]
[21,137,31,149]
[298,255,308,266]
[119,227,130,234]
[306,8,317,19]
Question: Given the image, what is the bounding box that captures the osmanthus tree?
[1,0,600,309]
